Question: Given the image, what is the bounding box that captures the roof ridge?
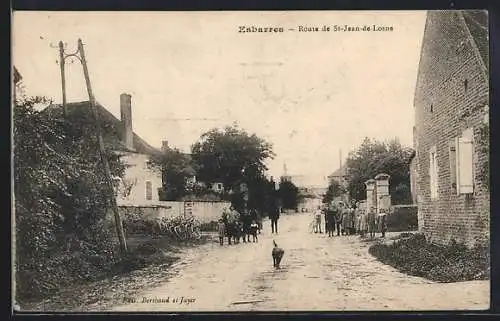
[42,100,162,156]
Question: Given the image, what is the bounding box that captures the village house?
[44,93,164,206]
[412,11,489,246]
[327,166,348,188]
[327,149,348,189]
[158,140,224,197]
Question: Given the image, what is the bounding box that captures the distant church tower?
[281,162,292,183]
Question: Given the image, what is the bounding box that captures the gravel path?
[107,212,489,311]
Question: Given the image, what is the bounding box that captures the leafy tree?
[278,180,302,210]
[322,179,346,204]
[149,148,195,200]
[14,96,125,301]
[345,137,414,204]
[246,175,276,214]
[191,125,275,192]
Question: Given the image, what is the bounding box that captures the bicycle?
[308,218,316,233]
[174,223,188,240]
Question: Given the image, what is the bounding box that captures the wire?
[462,12,488,32]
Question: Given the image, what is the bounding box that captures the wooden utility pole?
[58,41,68,117]
[77,38,128,254]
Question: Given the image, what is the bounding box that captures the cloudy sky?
[13,11,427,187]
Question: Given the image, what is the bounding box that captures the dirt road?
[109,212,489,311]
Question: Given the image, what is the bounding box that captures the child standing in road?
[250,220,259,242]
[314,206,322,234]
[218,219,226,246]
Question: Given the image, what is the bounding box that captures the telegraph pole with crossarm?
[59,39,128,254]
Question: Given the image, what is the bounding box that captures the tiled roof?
[13,66,22,84]
[329,166,347,178]
[42,101,161,156]
[461,10,488,68]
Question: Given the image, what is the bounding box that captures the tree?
[14,96,125,301]
[345,137,414,204]
[322,179,346,204]
[149,148,195,200]
[191,125,275,192]
[278,180,302,210]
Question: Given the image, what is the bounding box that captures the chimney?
[161,140,169,152]
[120,93,133,150]
[339,149,343,171]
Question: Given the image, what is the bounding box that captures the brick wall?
[413,11,489,247]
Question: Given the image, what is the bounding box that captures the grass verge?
[368,233,490,283]
[17,234,214,312]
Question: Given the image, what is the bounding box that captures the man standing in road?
[269,198,280,234]
[323,205,328,234]
[326,203,336,237]
[217,219,226,246]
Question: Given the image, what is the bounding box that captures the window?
[429,146,438,199]
[145,181,152,200]
[217,183,223,190]
[456,128,474,194]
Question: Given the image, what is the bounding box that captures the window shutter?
[146,181,153,200]
[458,130,474,194]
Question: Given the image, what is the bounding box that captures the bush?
[369,233,490,282]
[14,97,124,303]
[386,206,418,232]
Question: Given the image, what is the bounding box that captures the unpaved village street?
[109,212,489,311]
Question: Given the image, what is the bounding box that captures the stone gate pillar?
[374,173,391,215]
[365,179,376,213]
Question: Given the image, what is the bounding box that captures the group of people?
[217,206,262,246]
[313,200,388,238]
[217,197,282,246]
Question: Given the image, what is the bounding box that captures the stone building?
[327,166,348,188]
[44,93,164,205]
[412,11,489,246]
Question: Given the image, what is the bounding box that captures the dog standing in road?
[272,240,285,269]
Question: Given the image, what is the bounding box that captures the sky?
[13,11,427,187]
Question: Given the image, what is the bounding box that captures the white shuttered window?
[456,128,474,194]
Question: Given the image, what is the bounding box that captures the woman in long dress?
[341,204,350,236]
[348,205,356,235]
[357,202,368,237]
[366,206,377,238]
